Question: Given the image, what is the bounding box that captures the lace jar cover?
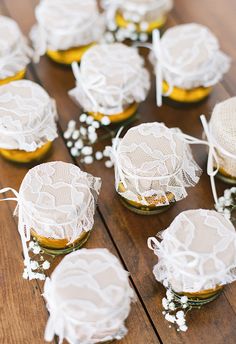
[0,15,32,79]
[69,43,150,115]
[103,0,173,24]
[150,23,231,106]
[0,161,101,279]
[0,80,58,152]
[148,209,236,293]
[30,0,105,60]
[44,248,135,344]
[108,122,202,206]
[208,97,236,179]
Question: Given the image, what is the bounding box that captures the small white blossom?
[162,297,169,310]
[163,279,169,288]
[95,151,103,160]
[28,241,35,249]
[140,21,149,32]
[22,269,28,279]
[42,260,50,270]
[68,120,76,129]
[80,127,87,136]
[30,260,39,270]
[36,273,46,281]
[88,132,98,143]
[67,141,73,148]
[180,296,188,304]
[176,310,185,319]
[104,31,115,43]
[224,189,231,200]
[71,147,79,157]
[86,116,94,125]
[179,325,188,332]
[81,146,93,156]
[92,121,100,129]
[63,130,72,139]
[169,302,175,311]
[79,113,87,122]
[75,139,83,149]
[176,318,186,327]
[88,126,96,133]
[32,246,41,255]
[105,160,113,168]
[101,116,111,126]
[166,289,174,301]
[72,130,80,140]
[127,23,136,32]
[139,33,148,42]
[165,313,176,323]
[84,156,93,164]
[103,147,110,157]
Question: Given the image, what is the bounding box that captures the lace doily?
[151,23,231,105]
[30,0,105,60]
[44,248,135,344]
[0,80,58,152]
[148,209,236,293]
[103,0,173,24]
[108,122,201,206]
[209,97,236,178]
[0,15,32,79]
[69,43,150,115]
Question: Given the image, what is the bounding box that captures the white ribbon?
[0,187,33,279]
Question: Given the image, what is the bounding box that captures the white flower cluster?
[161,283,189,332]
[215,187,236,220]
[63,115,115,167]
[22,241,51,280]
[103,20,149,44]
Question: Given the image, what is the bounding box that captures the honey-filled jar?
[0,15,32,85]
[104,0,173,34]
[30,0,105,65]
[207,97,236,185]
[108,122,201,215]
[148,209,236,330]
[43,248,135,344]
[69,43,150,123]
[0,80,58,164]
[151,23,230,107]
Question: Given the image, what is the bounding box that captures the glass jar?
[0,80,58,165]
[69,43,150,125]
[30,0,104,65]
[174,286,224,307]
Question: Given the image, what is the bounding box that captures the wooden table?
[0,1,236,343]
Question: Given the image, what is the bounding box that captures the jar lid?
[69,43,150,115]
[30,0,105,57]
[0,15,32,79]
[44,248,135,344]
[152,23,230,94]
[149,209,236,293]
[0,80,58,151]
[18,161,101,243]
[109,122,201,206]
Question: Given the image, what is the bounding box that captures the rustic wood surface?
[0,1,236,343]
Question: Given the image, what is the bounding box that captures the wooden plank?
[2,0,236,343]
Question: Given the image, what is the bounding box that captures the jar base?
[216,171,236,185]
[119,196,172,215]
[38,231,91,256]
[47,43,94,65]
[88,103,138,123]
[173,287,223,307]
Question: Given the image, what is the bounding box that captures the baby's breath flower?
[179,325,188,332]
[42,260,50,270]
[180,296,188,304]
[30,260,39,270]
[165,313,176,323]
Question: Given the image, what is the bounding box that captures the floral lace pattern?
[149,209,236,293]
[0,15,32,79]
[18,161,101,243]
[209,97,236,178]
[44,248,135,344]
[109,122,201,206]
[69,43,150,115]
[0,80,58,151]
[151,23,230,91]
[30,0,105,59]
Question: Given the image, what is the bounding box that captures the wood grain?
[1,0,236,343]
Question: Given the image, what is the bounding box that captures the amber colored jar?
[46,43,94,65]
[118,182,174,215]
[163,80,212,106]
[216,166,236,185]
[174,285,224,306]
[0,69,26,86]
[88,102,138,123]
[31,228,91,255]
[0,141,52,164]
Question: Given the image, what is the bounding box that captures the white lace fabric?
[148,209,236,293]
[44,248,135,344]
[109,122,201,206]
[69,43,150,115]
[0,80,58,151]
[209,97,236,178]
[103,0,172,25]
[151,23,230,105]
[30,0,105,59]
[18,161,101,243]
[0,15,32,79]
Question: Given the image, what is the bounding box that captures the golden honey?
[115,11,167,33]
[0,69,26,86]
[89,102,138,123]
[0,141,52,164]
[118,182,174,215]
[31,228,90,255]
[163,80,212,104]
[47,43,94,64]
